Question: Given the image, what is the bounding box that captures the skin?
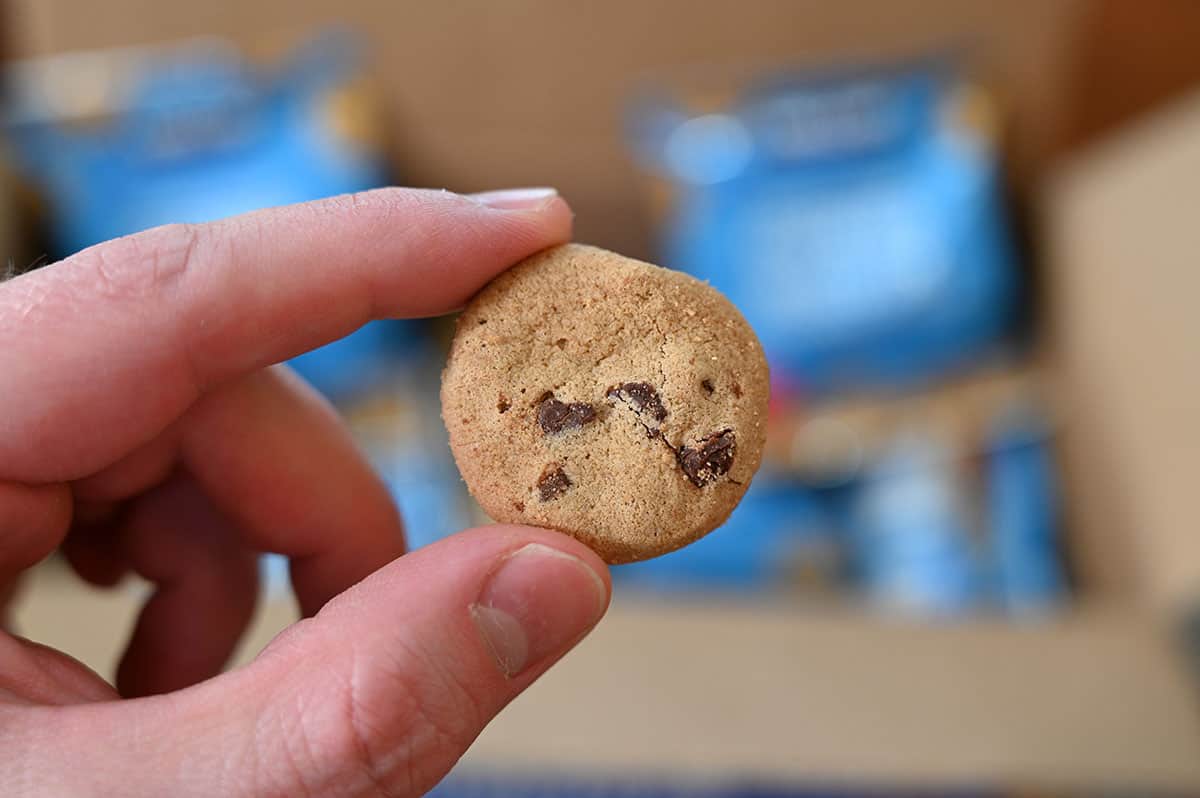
[0,187,612,797]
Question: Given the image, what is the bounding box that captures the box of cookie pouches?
[8,3,1200,793]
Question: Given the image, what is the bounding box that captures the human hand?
[0,188,611,796]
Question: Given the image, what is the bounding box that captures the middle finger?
[178,365,406,616]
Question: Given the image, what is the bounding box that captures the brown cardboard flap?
[14,561,1200,790]
[470,598,1200,789]
[1046,90,1200,611]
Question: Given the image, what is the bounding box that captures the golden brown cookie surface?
[441,244,769,563]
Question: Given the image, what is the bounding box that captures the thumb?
[39,526,610,798]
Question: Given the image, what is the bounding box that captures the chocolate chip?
[537,463,572,501]
[537,392,597,434]
[732,382,743,398]
[701,379,715,394]
[498,395,511,413]
[513,501,525,512]
[678,430,736,487]
[607,382,668,422]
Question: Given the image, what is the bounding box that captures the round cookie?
[441,243,769,563]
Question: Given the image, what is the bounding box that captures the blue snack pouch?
[2,30,409,403]
[628,57,1019,398]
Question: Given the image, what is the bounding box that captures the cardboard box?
[1047,91,1200,613]
[16,563,1200,791]
[6,0,1087,259]
[7,1,1200,791]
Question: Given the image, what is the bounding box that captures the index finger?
[0,188,572,482]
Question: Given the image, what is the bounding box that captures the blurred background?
[3,1,1200,795]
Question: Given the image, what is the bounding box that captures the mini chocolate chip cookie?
[441,243,769,563]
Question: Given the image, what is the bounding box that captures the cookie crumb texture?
[441,244,769,563]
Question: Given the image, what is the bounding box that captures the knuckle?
[320,189,388,220]
[288,635,488,797]
[325,187,461,228]
[69,222,202,302]
[274,690,346,798]
[376,635,490,762]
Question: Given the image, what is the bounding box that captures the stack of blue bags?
[619,56,1065,616]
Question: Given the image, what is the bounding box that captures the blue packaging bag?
[3,30,387,254]
[629,58,1019,397]
[984,406,1066,616]
[2,30,407,403]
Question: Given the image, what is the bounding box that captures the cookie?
[441,243,769,563]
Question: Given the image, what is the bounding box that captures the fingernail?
[471,542,607,677]
[469,187,559,211]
